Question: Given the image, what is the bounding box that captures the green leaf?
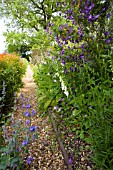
[44,99,52,109]
[0,164,7,170]
[38,95,47,103]
[34,134,38,139]
[72,109,81,116]
[0,147,9,152]
[10,156,20,165]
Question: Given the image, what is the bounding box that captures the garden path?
[14,65,67,170]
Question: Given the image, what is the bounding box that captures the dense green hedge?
[0,53,26,117]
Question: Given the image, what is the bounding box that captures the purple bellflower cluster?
[1,93,38,168]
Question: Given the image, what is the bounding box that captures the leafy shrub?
[33,58,62,113]
[0,53,26,118]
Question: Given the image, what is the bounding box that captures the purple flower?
[66,56,68,60]
[50,31,52,35]
[46,27,49,33]
[89,3,94,10]
[72,20,75,25]
[80,54,85,59]
[20,93,24,100]
[32,109,36,116]
[25,120,30,125]
[48,22,50,27]
[71,87,74,91]
[65,70,69,74]
[70,67,73,71]
[24,111,30,117]
[107,13,111,19]
[31,134,35,141]
[22,140,29,146]
[52,57,55,60]
[26,156,34,165]
[2,125,6,131]
[74,67,77,71]
[26,104,31,109]
[16,147,21,152]
[104,31,110,36]
[68,15,73,20]
[102,7,106,12]
[61,49,65,55]
[105,38,112,44]
[80,43,84,49]
[22,104,26,108]
[62,60,65,66]
[30,126,37,132]
[58,57,61,60]
[68,158,72,164]
[93,14,99,20]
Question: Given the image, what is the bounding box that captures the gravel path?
[14,65,67,170]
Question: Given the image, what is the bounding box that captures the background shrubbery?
[0,53,26,118]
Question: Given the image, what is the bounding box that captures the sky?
[0,19,6,53]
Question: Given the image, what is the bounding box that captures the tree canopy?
[0,0,64,30]
[0,0,112,57]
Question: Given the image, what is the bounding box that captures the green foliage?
[0,53,26,118]
[2,0,112,168]
[34,1,113,169]
[33,58,63,114]
[0,0,63,30]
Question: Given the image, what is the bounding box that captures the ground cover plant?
[0,92,38,170]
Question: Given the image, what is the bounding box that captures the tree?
[0,0,64,31]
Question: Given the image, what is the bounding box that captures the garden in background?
[0,0,113,169]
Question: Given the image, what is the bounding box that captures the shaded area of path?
[15,65,67,170]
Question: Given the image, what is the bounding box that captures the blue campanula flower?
[32,109,36,116]
[105,37,112,44]
[24,111,30,117]
[30,126,37,132]
[61,49,65,55]
[25,120,30,125]
[70,67,73,71]
[26,104,31,109]
[26,156,34,165]
[22,140,29,146]
[104,31,110,36]
[65,70,69,74]
[89,3,94,10]
[62,60,65,66]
